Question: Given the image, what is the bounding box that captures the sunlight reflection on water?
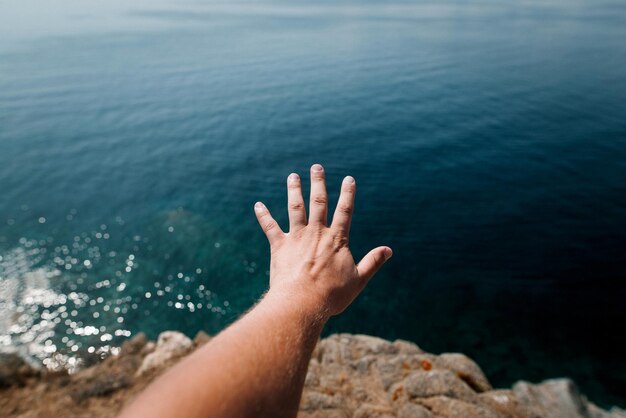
[0,215,231,372]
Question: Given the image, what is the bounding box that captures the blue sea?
[1,0,625,407]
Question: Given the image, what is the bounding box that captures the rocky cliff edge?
[0,332,624,418]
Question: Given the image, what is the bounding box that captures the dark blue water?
[1,0,625,407]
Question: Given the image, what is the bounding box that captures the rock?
[606,407,626,418]
[318,335,352,366]
[318,334,400,368]
[350,335,399,356]
[478,389,537,418]
[353,404,396,418]
[512,378,626,418]
[417,396,501,418]
[137,331,192,375]
[72,374,130,402]
[300,391,344,411]
[120,332,148,355]
[513,378,588,418]
[354,355,376,375]
[393,340,424,355]
[396,403,433,418]
[299,410,349,418]
[2,332,625,418]
[193,331,211,346]
[373,353,435,390]
[402,370,477,401]
[305,359,321,387]
[0,353,38,387]
[142,341,156,355]
[376,358,405,391]
[437,353,492,393]
[587,404,626,418]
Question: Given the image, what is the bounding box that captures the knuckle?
[312,195,328,206]
[337,203,353,215]
[333,234,349,248]
[288,201,305,211]
[263,220,277,232]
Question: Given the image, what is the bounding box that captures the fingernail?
[254,202,264,211]
[288,173,299,182]
[311,164,323,172]
[344,176,355,184]
[384,247,393,260]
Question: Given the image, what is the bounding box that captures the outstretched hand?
[255,164,392,318]
[117,163,392,418]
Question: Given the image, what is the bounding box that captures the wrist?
[263,286,330,330]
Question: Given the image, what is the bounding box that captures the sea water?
[1,0,625,406]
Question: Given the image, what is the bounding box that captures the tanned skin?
[117,164,392,418]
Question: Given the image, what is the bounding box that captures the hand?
[254,164,392,318]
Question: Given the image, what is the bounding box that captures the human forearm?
[119,289,326,418]
[245,290,326,411]
[197,289,327,416]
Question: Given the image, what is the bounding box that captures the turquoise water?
[1,0,625,406]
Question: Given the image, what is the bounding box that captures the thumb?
[357,246,393,282]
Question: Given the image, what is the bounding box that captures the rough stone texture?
[136,331,192,376]
[0,332,624,418]
[193,330,211,347]
[120,332,148,355]
[478,389,540,418]
[436,353,492,393]
[512,379,626,418]
[401,369,477,401]
[417,396,501,418]
[0,353,39,388]
[397,403,433,418]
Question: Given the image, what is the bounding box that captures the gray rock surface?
[397,403,433,418]
[301,333,626,418]
[436,353,492,393]
[402,369,477,401]
[0,353,38,387]
[136,331,192,375]
[1,332,624,418]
